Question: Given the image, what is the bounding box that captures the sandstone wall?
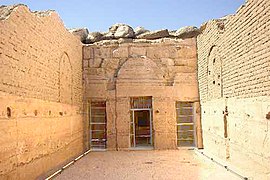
[197,0,270,178]
[0,5,83,179]
[83,38,201,150]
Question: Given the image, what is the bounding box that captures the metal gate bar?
[176,102,195,147]
[90,101,107,150]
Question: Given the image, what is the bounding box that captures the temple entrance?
[130,97,153,147]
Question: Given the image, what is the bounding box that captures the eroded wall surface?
[83,38,202,150]
[197,0,270,178]
[0,5,83,179]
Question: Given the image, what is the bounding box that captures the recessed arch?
[117,57,165,80]
[106,57,168,90]
[207,45,222,99]
[59,52,73,104]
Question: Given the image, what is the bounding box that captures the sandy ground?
[54,149,241,180]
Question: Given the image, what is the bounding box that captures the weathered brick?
[197,0,270,177]
[0,5,83,179]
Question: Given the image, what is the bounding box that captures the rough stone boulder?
[115,24,135,38]
[105,23,135,39]
[85,32,103,43]
[175,26,200,39]
[168,30,177,37]
[134,27,149,36]
[118,38,133,44]
[137,29,169,40]
[0,4,21,20]
[69,28,89,42]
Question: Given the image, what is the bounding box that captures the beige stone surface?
[197,0,270,178]
[0,5,82,103]
[200,98,270,179]
[0,92,84,179]
[55,150,241,180]
[83,38,201,150]
[2,0,269,179]
[0,5,83,179]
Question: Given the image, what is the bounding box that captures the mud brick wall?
[83,38,202,150]
[0,5,83,179]
[197,0,270,178]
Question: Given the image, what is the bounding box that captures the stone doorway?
[130,97,153,148]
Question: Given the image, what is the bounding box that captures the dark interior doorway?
[130,96,153,148]
[134,110,151,146]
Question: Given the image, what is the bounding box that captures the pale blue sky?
[1,0,245,32]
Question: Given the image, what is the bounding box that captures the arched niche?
[207,46,222,99]
[115,57,166,85]
[59,52,73,104]
[105,57,174,90]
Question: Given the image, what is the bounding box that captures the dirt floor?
[54,149,241,180]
